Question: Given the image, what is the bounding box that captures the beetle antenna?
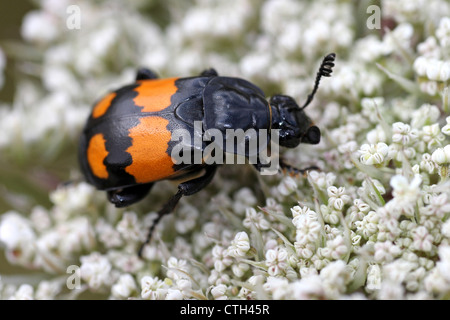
[301,53,336,110]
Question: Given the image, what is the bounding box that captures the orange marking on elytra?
[125,116,175,183]
[133,78,179,113]
[92,92,116,118]
[87,133,109,179]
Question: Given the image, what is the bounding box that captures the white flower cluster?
[413,16,450,96]
[1,0,450,300]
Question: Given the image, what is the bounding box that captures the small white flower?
[366,264,381,292]
[174,204,199,234]
[211,284,228,300]
[166,289,183,300]
[359,143,389,165]
[384,259,417,288]
[383,22,414,54]
[294,214,321,245]
[9,284,34,300]
[291,205,318,226]
[140,276,167,300]
[426,60,450,82]
[390,174,422,204]
[165,289,184,300]
[327,186,351,211]
[290,275,325,300]
[0,212,35,250]
[80,252,113,291]
[265,247,289,276]
[308,171,336,190]
[232,188,257,214]
[411,104,440,129]
[361,97,385,123]
[436,17,450,47]
[231,263,250,278]
[294,242,315,259]
[30,206,51,232]
[35,280,61,300]
[226,232,250,258]
[96,219,123,248]
[208,270,230,286]
[277,175,298,196]
[263,276,290,300]
[420,153,436,174]
[392,122,418,145]
[412,226,434,252]
[21,11,59,43]
[243,207,270,230]
[366,127,387,144]
[0,212,36,265]
[417,36,441,59]
[166,257,189,280]
[442,219,450,238]
[338,140,359,153]
[377,280,404,300]
[421,193,450,219]
[175,278,193,297]
[416,57,450,82]
[441,116,450,135]
[431,145,450,165]
[323,235,348,260]
[319,260,351,298]
[320,205,340,225]
[422,123,445,149]
[116,212,143,243]
[111,274,137,299]
[329,122,358,145]
[50,183,95,217]
[360,179,386,202]
[413,56,429,76]
[212,245,233,273]
[374,241,401,263]
[355,211,379,240]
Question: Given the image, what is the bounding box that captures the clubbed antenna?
[301,53,336,110]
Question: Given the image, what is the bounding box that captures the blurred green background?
[0,1,34,103]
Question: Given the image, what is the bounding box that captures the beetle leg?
[107,183,154,208]
[138,166,217,257]
[279,158,319,176]
[135,67,159,80]
[199,68,218,77]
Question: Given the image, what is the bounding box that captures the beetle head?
[268,53,335,148]
[270,94,320,148]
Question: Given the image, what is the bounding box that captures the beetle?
[79,53,335,253]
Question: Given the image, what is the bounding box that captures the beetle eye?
[302,126,320,144]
